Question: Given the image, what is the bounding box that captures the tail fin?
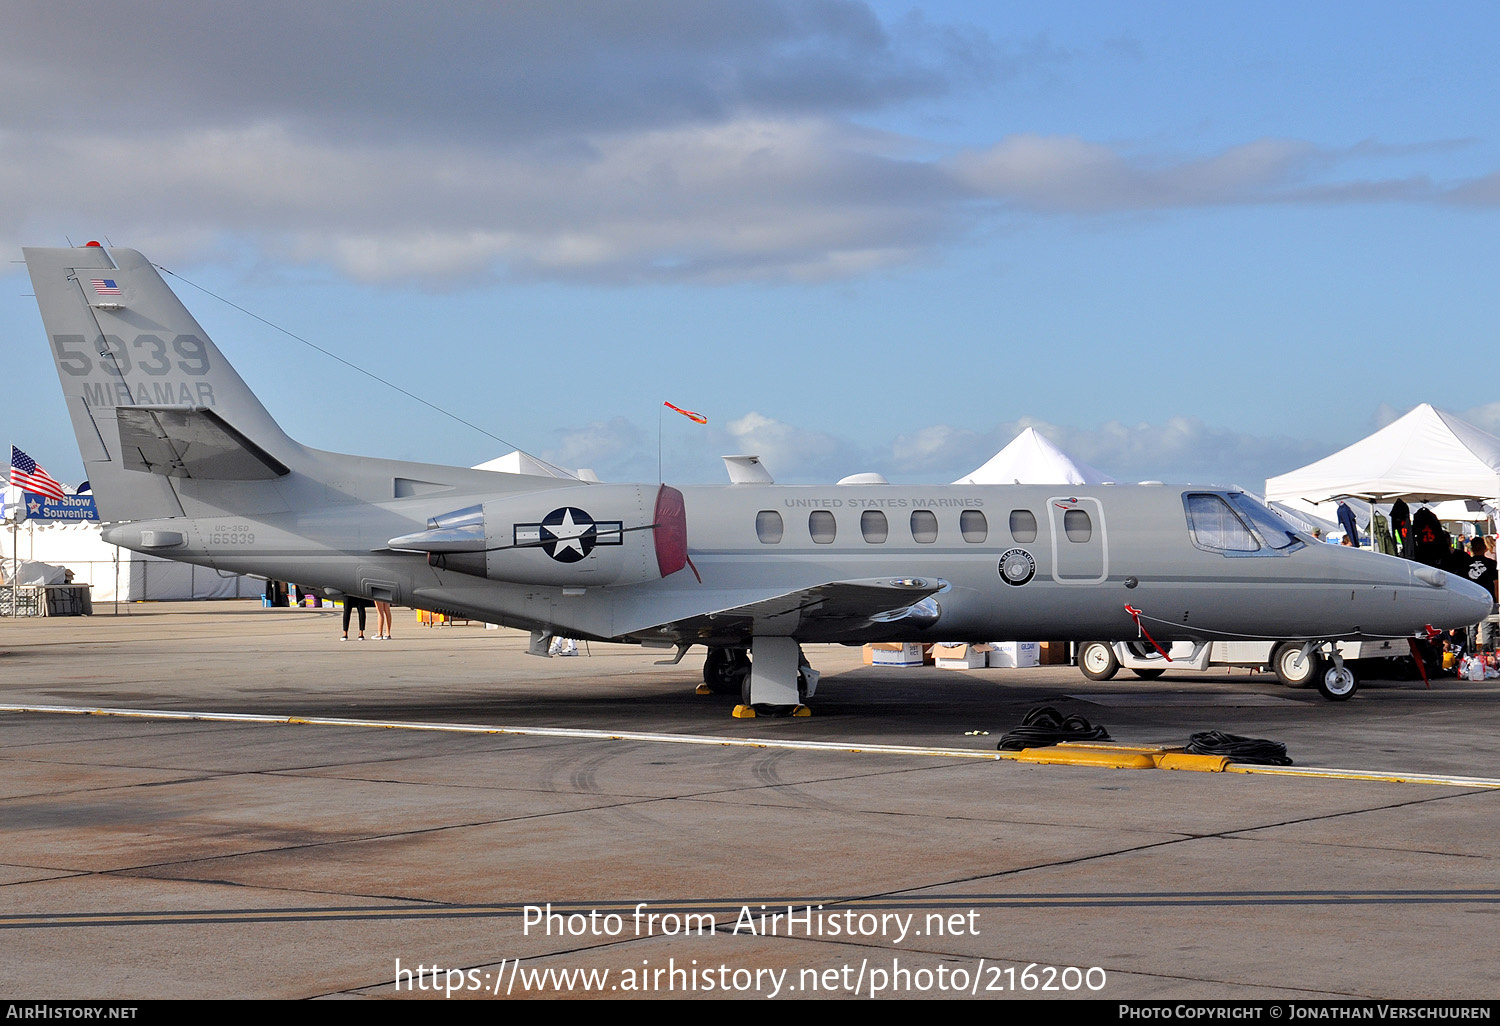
[24,245,298,521]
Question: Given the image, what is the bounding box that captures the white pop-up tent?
[1265,404,1500,505]
[472,450,579,479]
[954,427,1116,486]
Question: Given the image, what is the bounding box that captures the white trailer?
[1076,637,1421,702]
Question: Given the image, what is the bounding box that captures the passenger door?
[1048,496,1108,584]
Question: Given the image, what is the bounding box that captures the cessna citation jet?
[24,245,1491,711]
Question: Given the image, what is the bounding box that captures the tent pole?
[9,502,18,619]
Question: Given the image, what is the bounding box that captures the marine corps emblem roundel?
[998,548,1036,586]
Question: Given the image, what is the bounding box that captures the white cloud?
[725,411,869,480]
[894,414,1331,486]
[2,3,1494,284]
[1459,402,1500,435]
[541,417,650,480]
[949,135,1436,212]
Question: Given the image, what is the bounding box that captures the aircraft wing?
[632,576,946,645]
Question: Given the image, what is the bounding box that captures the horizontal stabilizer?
[116,406,289,480]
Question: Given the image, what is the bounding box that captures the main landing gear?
[701,639,817,717]
[1274,641,1357,700]
[702,646,750,694]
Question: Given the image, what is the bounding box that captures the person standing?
[342,596,372,641]
[375,598,393,640]
[1463,538,1497,650]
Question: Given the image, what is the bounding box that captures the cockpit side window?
[1228,494,1304,551]
[1184,494,1260,552]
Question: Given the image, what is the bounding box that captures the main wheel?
[1130,667,1166,680]
[1318,663,1358,701]
[1079,642,1120,681]
[1273,642,1322,689]
[739,664,809,711]
[703,647,749,694]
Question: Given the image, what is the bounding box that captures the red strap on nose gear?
[1124,605,1172,661]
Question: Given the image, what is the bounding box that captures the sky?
[3,1,1497,491]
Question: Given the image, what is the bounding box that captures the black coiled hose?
[997,706,1113,751]
[1186,730,1293,766]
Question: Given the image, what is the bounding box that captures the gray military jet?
[24,245,1491,710]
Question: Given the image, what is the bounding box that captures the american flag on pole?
[10,446,67,501]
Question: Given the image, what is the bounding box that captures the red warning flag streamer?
[663,401,707,425]
[1123,605,1173,661]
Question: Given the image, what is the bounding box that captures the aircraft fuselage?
[101,473,1489,649]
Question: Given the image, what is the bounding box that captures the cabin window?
[861,509,888,543]
[756,510,783,544]
[809,510,836,544]
[1063,508,1092,543]
[1009,509,1038,543]
[1184,494,1259,552]
[960,510,987,543]
[910,509,938,544]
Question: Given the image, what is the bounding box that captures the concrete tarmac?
[2,601,1498,1000]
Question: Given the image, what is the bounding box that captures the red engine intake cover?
[653,484,688,578]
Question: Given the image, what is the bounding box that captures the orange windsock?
[663,401,707,425]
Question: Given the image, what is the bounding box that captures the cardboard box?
[866,642,926,667]
[933,643,992,670]
[1038,641,1070,665]
[988,641,1040,668]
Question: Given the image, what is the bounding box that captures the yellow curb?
[1056,742,1175,754]
[1007,743,1229,772]
[1011,747,1160,769]
[1154,752,1231,772]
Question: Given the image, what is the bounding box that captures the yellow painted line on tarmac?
[6,703,1500,788]
[1224,763,1500,788]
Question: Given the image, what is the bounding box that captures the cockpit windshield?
[1228,494,1303,551]
[1183,492,1306,556]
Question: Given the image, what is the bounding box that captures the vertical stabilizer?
[24,245,298,521]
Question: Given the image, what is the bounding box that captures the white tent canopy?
[1265,404,1500,505]
[954,427,1116,486]
[472,450,579,479]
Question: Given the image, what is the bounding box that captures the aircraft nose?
[1410,564,1494,629]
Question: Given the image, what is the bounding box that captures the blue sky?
[4,1,1497,489]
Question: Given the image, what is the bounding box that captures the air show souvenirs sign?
[515,507,623,563]
[20,492,99,522]
[998,548,1036,586]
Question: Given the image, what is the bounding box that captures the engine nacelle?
[389,483,688,588]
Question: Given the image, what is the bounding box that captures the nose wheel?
[1318,662,1358,701]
